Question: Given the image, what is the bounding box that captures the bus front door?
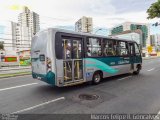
[129,43,135,71]
[63,38,83,83]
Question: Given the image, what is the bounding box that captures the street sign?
[147,46,153,53]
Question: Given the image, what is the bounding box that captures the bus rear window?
[39,54,45,61]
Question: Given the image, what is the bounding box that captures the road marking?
[154,110,160,120]
[12,97,65,114]
[118,76,132,81]
[0,75,31,81]
[0,83,38,92]
[147,68,155,72]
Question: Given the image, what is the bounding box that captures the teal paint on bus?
[130,56,142,64]
[85,56,142,74]
[97,57,130,66]
[85,58,119,74]
[135,56,142,63]
[32,71,55,85]
[86,57,130,66]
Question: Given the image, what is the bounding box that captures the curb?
[0,72,31,79]
[0,67,31,71]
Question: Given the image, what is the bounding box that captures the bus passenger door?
[129,43,135,71]
[62,38,83,83]
[63,39,72,82]
[72,40,83,82]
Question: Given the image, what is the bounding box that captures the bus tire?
[133,65,141,75]
[92,71,102,85]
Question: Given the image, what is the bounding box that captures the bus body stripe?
[85,58,119,74]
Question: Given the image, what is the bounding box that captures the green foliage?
[0,42,4,50]
[147,0,160,19]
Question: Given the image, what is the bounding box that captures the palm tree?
[147,0,160,19]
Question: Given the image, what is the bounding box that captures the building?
[0,6,40,57]
[0,21,31,52]
[18,6,40,36]
[15,23,30,51]
[154,34,160,46]
[110,22,150,48]
[16,6,40,51]
[113,33,141,43]
[150,34,160,52]
[150,35,156,46]
[1,22,17,52]
[75,16,93,33]
[110,29,142,45]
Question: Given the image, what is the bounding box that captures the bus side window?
[87,47,91,56]
[86,38,102,57]
[117,41,129,56]
[62,39,72,59]
[134,43,140,56]
[103,40,108,56]
[103,39,117,56]
[73,40,82,59]
[129,43,135,56]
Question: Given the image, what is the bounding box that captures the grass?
[0,72,31,78]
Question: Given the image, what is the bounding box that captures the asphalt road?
[0,58,160,119]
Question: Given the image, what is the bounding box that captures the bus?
[31,28,142,87]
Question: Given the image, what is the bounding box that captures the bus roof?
[37,28,136,43]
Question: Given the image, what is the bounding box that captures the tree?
[0,42,4,50]
[147,0,160,19]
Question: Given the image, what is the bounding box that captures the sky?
[0,0,159,35]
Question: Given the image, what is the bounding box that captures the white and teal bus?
[31,28,142,87]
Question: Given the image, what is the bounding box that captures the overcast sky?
[0,0,159,32]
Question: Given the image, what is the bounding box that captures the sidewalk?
[0,66,31,72]
[0,66,31,78]
[143,56,160,60]
[0,72,31,78]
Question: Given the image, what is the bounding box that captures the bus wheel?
[133,66,141,75]
[92,72,102,85]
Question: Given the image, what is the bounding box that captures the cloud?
[111,0,156,13]
[0,0,159,32]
